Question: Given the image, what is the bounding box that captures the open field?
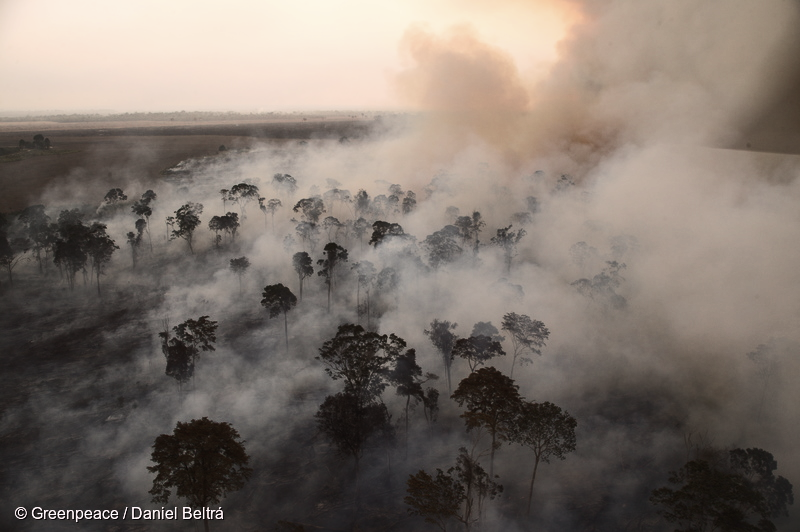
[0,118,374,212]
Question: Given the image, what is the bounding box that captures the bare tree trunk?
[526,456,541,516]
[283,311,289,353]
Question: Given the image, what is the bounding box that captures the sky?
[0,0,576,113]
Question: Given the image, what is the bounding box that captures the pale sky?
[0,0,574,113]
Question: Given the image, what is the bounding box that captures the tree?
[405,468,465,532]
[508,401,577,516]
[571,260,627,310]
[454,211,485,248]
[291,251,314,301]
[402,191,417,215]
[167,202,203,254]
[651,448,794,532]
[173,316,218,357]
[369,220,408,247]
[208,212,239,247]
[126,219,146,269]
[321,216,344,242]
[315,392,393,498]
[423,226,463,272]
[451,367,521,478]
[351,217,370,250]
[424,319,458,392]
[272,173,298,195]
[54,212,89,290]
[317,242,348,313]
[261,283,297,352]
[131,190,157,252]
[405,447,501,532]
[490,225,525,274]
[501,312,549,378]
[160,331,194,390]
[388,348,437,449]
[292,197,325,223]
[148,417,252,532]
[294,221,320,252]
[85,222,118,296]
[316,323,407,405]
[219,189,233,212]
[471,321,504,343]
[229,183,259,219]
[0,214,29,286]
[101,188,127,214]
[18,205,55,274]
[160,316,218,389]
[229,256,250,295]
[352,260,376,327]
[259,197,282,233]
[452,335,505,373]
[354,189,370,217]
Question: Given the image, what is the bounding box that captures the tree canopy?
[148,417,251,532]
[651,448,794,532]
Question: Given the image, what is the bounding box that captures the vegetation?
[1,131,794,532]
[148,417,252,532]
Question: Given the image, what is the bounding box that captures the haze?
[0,0,571,113]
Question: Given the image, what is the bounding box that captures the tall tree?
[0,214,29,286]
[451,367,521,478]
[294,221,320,252]
[86,222,118,296]
[229,183,260,219]
[229,256,250,295]
[148,417,252,532]
[126,225,142,270]
[167,203,203,254]
[316,323,406,405]
[402,191,417,215]
[490,224,525,274]
[261,283,297,352]
[388,348,437,450]
[508,400,577,516]
[18,205,55,274]
[354,189,370,217]
[501,313,549,378]
[131,191,156,252]
[351,217,370,250]
[291,251,314,301]
[259,197,282,233]
[424,319,458,392]
[352,260,376,327]
[317,242,348,313]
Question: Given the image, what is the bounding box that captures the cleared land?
[0,117,373,212]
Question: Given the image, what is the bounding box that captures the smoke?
[4,1,800,530]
